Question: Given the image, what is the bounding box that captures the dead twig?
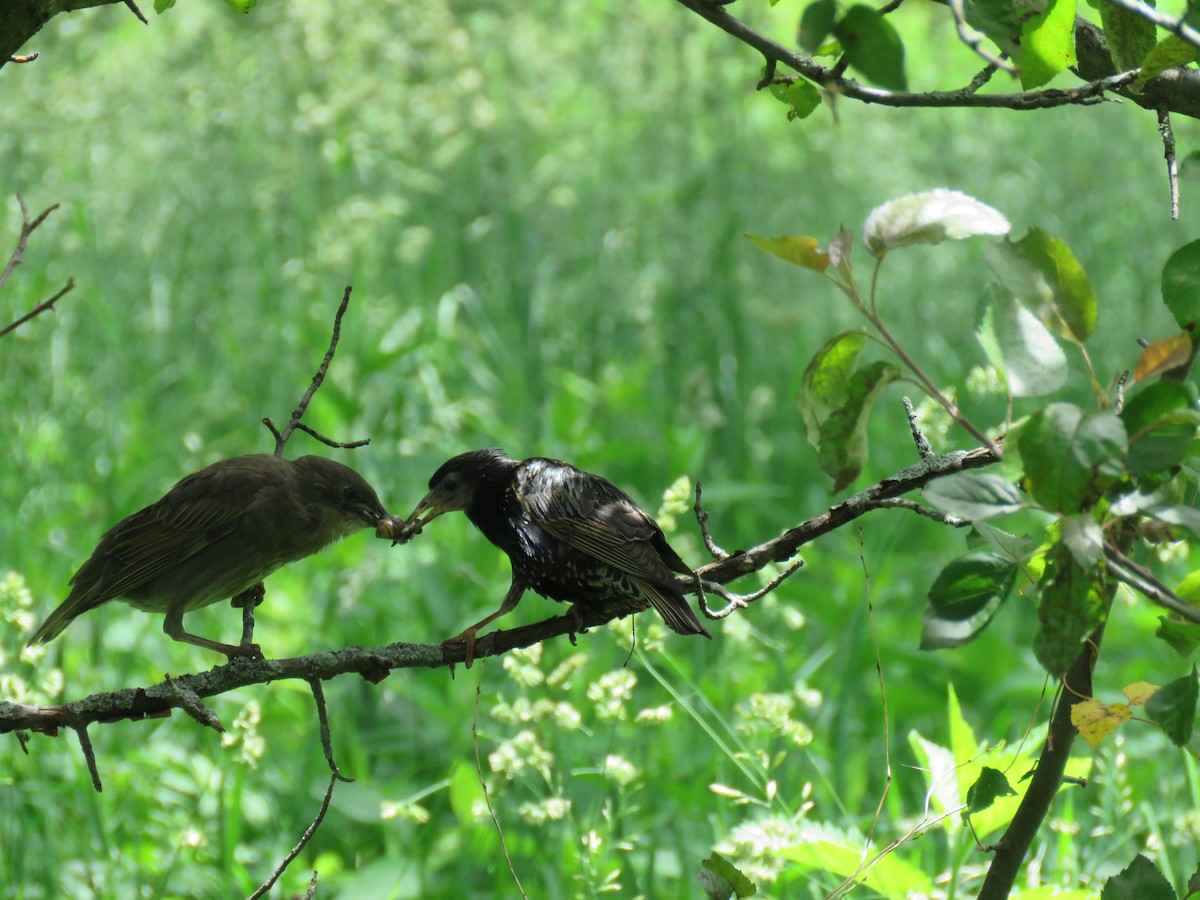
[247,773,337,900]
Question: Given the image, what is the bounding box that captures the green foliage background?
[1,1,1198,897]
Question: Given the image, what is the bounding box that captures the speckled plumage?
[400,449,712,646]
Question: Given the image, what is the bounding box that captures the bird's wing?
[70,466,254,603]
[518,461,685,586]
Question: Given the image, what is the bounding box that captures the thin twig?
[264,286,369,456]
[947,0,1017,73]
[164,676,225,733]
[696,561,803,619]
[247,774,338,900]
[862,497,970,527]
[474,683,528,899]
[1104,0,1200,50]
[308,678,353,782]
[1114,370,1129,414]
[1158,105,1180,221]
[1,196,59,291]
[295,421,370,449]
[1103,544,1200,623]
[0,278,75,338]
[693,481,728,559]
[73,725,103,792]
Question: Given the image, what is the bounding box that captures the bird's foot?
[222,642,264,661]
[443,627,482,668]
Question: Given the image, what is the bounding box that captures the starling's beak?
[375,493,447,544]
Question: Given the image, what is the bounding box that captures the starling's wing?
[518,460,710,637]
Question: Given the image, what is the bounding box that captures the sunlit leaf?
[747,233,829,271]
[833,5,907,91]
[989,286,1068,397]
[863,189,1010,257]
[1145,665,1198,746]
[969,521,1035,562]
[223,0,257,12]
[922,472,1024,520]
[1163,239,1200,329]
[1061,515,1103,569]
[1018,403,1127,513]
[989,228,1097,344]
[1071,698,1132,747]
[1123,681,1158,706]
[800,330,867,448]
[768,78,823,121]
[699,853,757,899]
[1016,0,1077,88]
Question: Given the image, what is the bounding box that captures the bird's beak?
[375,493,445,543]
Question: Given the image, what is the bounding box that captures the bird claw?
[443,629,481,668]
[223,642,264,661]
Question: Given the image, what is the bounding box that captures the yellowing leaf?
[1133,333,1193,382]
[1123,681,1159,706]
[746,234,830,272]
[1071,698,1132,746]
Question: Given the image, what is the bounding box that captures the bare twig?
[903,396,934,459]
[0,278,75,338]
[947,0,1017,73]
[164,676,225,733]
[1158,106,1180,220]
[862,497,969,527]
[1114,370,1129,414]
[121,0,148,24]
[696,561,803,619]
[693,481,729,559]
[308,678,352,782]
[247,773,338,900]
[1104,0,1200,50]
[264,286,369,456]
[73,725,103,792]
[474,683,528,898]
[1103,544,1200,623]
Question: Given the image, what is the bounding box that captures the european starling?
[29,454,389,658]
[382,448,711,659]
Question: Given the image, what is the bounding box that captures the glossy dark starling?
[384,448,712,658]
[29,454,389,658]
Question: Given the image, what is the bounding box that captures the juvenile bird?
[29,454,389,659]
[382,449,711,661]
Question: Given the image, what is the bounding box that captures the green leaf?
[1101,853,1177,900]
[1096,0,1157,72]
[989,228,1097,344]
[1141,503,1200,542]
[1018,403,1127,514]
[698,853,757,899]
[747,233,829,271]
[817,361,901,492]
[1157,616,1200,657]
[964,0,1038,50]
[1121,382,1200,476]
[223,0,257,11]
[1033,544,1105,677]
[965,766,1018,813]
[800,331,867,448]
[921,551,1020,649]
[970,521,1035,562]
[799,0,839,54]
[1139,34,1199,83]
[922,472,1025,520]
[1145,665,1199,745]
[1165,239,1200,329]
[768,78,823,121]
[1016,0,1077,88]
[832,5,907,91]
[863,190,1010,258]
[154,0,178,11]
[989,285,1068,397]
[1061,515,1103,569]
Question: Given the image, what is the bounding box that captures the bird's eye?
[342,486,361,504]
[442,474,460,491]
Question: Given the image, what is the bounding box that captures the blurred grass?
[1,0,1198,897]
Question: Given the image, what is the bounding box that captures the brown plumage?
[29,454,388,658]
[384,449,711,660]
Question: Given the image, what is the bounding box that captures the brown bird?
[380,449,711,662]
[29,454,389,658]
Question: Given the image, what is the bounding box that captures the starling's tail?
[638,581,712,639]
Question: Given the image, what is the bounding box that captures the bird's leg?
[163,608,262,661]
[444,576,527,667]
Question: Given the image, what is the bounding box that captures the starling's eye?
[442,473,461,491]
[342,486,361,504]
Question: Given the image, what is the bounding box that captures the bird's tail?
[638,580,712,639]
